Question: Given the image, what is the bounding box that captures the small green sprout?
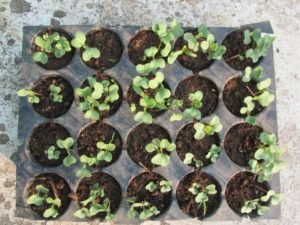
[183,153,203,168]
[27,185,62,218]
[193,116,223,140]
[74,183,115,221]
[136,20,184,74]
[71,32,100,61]
[240,66,275,125]
[49,84,63,103]
[249,132,287,182]
[127,196,160,220]
[45,137,76,167]
[76,155,97,178]
[145,180,172,193]
[188,183,217,216]
[76,76,120,121]
[33,32,72,64]
[145,138,176,167]
[241,190,282,215]
[205,144,221,163]
[17,88,40,104]
[96,133,116,163]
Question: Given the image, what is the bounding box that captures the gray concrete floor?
[0,0,299,224]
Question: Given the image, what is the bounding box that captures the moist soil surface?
[79,72,122,120]
[224,123,263,166]
[29,122,71,167]
[127,172,172,219]
[174,29,214,71]
[127,123,171,169]
[76,121,122,167]
[222,28,260,71]
[32,28,75,70]
[26,173,71,219]
[175,75,218,117]
[176,171,221,219]
[32,76,74,118]
[75,172,122,219]
[80,28,123,70]
[176,122,220,169]
[223,76,264,117]
[127,29,161,65]
[225,171,270,216]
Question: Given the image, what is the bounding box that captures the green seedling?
[74,183,115,221]
[76,155,97,178]
[249,132,287,182]
[33,32,72,64]
[136,19,184,74]
[205,144,221,163]
[27,184,62,218]
[145,138,176,167]
[241,190,282,215]
[127,196,160,220]
[75,76,120,121]
[188,183,217,216]
[193,116,223,140]
[71,32,100,61]
[145,180,172,193]
[45,137,76,167]
[49,84,63,103]
[183,153,204,168]
[17,88,40,104]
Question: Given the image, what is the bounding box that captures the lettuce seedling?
[76,155,97,178]
[249,132,287,182]
[127,196,160,220]
[241,190,282,215]
[49,84,63,103]
[188,183,217,216]
[71,32,100,61]
[17,88,40,104]
[76,76,120,120]
[96,132,116,163]
[183,153,203,168]
[145,138,176,167]
[33,32,72,64]
[45,137,76,167]
[74,183,115,221]
[193,116,223,140]
[27,184,62,218]
[136,20,184,74]
[145,180,172,193]
[205,144,221,163]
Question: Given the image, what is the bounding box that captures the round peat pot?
[174,28,214,71]
[222,76,265,117]
[222,28,261,71]
[176,171,221,219]
[79,28,123,70]
[77,72,123,120]
[31,28,75,70]
[31,75,74,118]
[175,75,219,118]
[127,172,172,220]
[126,123,172,170]
[225,171,270,217]
[176,122,221,169]
[24,173,71,219]
[76,121,122,167]
[75,172,122,220]
[127,28,161,66]
[224,122,263,166]
[28,122,72,167]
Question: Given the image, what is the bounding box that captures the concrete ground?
[0,0,299,224]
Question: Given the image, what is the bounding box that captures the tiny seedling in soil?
[240,66,275,124]
[127,196,160,220]
[188,183,217,216]
[49,84,63,103]
[33,32,72,64]
[45,137,76,167]
[17,88,40,104]
[76,76,120,120]
[145,138,176,167]
[27,185,62,218]
[193,116,223,140]
[136,20,184,74]
[145,180,172,193]
[183,152,204,169]
[74,183,115,221]
[249,132,287,182]
[241,190,282,215]
[205,144,222,163]
[71,32,100,61]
